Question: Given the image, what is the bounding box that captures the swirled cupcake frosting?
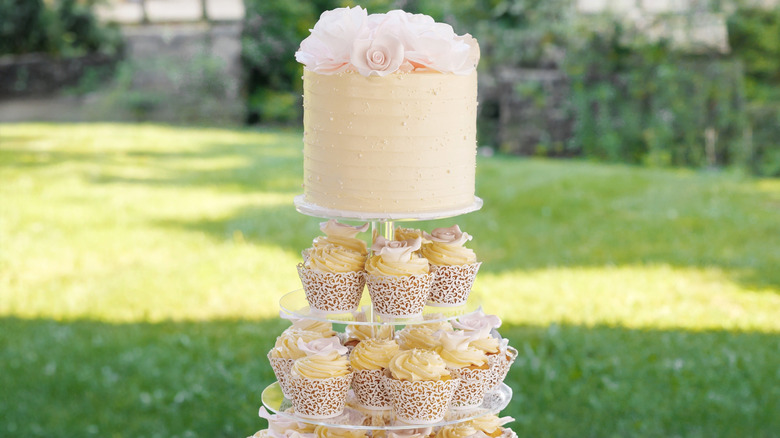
[470,335,501,355]
[387,349,449,382]
[394,227,426,242]
[291,350,351,379]
[434,424,480,438]
[312,219,369,256]
[421,225,476,265]
[350,338,400,371]
[282,314,336,338]
[314,425,367,438]
[436,330,488,369]
[270,330,324,360]
[396,325,442,351]
[366,236,429,276]
[306,244,366,273]
[345,323,394,342]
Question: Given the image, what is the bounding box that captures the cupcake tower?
[250,221,518,437]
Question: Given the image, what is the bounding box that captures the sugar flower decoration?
[424,224,472,246]
[297,7,479,76]
[372,236,422,262]
[452,308,501,337]
[296,336,348,357]
[319,219,369,238]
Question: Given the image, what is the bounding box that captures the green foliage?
[0,0,122,57]
[727,6,780,102]
[564,23,748,169]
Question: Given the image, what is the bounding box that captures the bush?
[565,24,748,169]
[0,0,122,57]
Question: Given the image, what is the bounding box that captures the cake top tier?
[295,7,480,77]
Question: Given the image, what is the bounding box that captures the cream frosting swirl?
[350,338,400,371]
[345,323,394,342]
[434,424,485,438]
[387,349,449,381]
[366,236,428,276]
[396,325,442,350]
[306,244,366,273]
[281,312,336,337]
[270,330,324,360]
[436,330,488,369]
[452,310,502,354]
[421,225,476,265]
[470,336,501,355]
[291,350,351,379]
[312,219,369,255]
[394,227,426,242]
[385,428,433,438]
[314,425,366,438]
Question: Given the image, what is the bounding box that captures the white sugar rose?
[297,336,348,357]
[295,6,368,74]
[350,32,405,76]
[424,224,472,246]
[371,236,422,262]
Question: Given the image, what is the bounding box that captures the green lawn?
[1,123,779,437]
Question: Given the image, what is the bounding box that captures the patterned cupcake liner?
[487,346,518,390]
[448,366,491,409]
[267,353,295,399]
[288,372,353,419]
[365,273,434,317]
[297,264,365,312]
[381,375,459,424]
[352,368,390,410]
[427,262,481,306]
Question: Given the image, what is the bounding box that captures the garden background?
[1,0,779,437]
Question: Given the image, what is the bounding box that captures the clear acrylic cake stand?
[268,196,496,431]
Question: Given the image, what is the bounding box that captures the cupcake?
[298,220,369,312]
[350,338,400,409]
[421,225,481,306]
[268,329,326,398]
[381,349,459,424]
[435,330,490,409]
[313,425,367,438]
[470,414,517,438]
[365,237,433,317]
[452,310,515,390]
[394,226,425,242]
[288,337,353,419]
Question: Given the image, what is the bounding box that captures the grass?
[1,123,779,437]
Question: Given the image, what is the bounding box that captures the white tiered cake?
[248,7,517,438]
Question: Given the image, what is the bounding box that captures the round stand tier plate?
[279,289,481,325]
[294,195,483,221]
[261,381,512,430]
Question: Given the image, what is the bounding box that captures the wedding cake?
[296,7,480,215]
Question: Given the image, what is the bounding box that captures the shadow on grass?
[1,317,778,437]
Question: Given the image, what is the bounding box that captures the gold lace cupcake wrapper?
[288,372,354,419]
[365,273,434,317]
[428,262,481,306]
[297,263,365,312]
[381,375,460,424]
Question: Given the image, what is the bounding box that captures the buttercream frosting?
[396,325,441,350]
[291,349,351,379]
[270,330,325,360]
[421,225,476,265]
[312,219,369,255]
[366,236,428,276]
[387,348,449,381]
[301,69,478,214]
[281,312,336,338]
[314,425,367,438]
[350,338,400,370]
[434,424,486,438]
[470,415,515,438]
[305,244,366,273]
[436,330,488,369]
